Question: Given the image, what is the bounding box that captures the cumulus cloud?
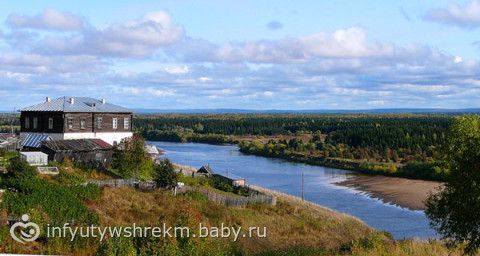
[5,10,184,58]
[172,27,401,63]
[424,0,480,28]
[266,21,283,30]
[171,27,458,70]
[6,9,85,31]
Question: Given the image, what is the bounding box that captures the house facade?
[20,97,133,146]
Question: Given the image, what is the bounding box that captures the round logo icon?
[10,214,41,244]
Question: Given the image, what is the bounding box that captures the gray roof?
[21,97,131,113]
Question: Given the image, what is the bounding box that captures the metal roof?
[20,97,131,113]
[42,139,112,151]
[22,134,51,148]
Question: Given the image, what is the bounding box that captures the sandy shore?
[336,175,443,211]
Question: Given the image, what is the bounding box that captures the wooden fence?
[177,186,277,207]
[84,179,276,207]
[83,179,157,190]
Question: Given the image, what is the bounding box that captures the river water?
[152,141,437,239]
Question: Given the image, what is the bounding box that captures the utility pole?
[301,171,304,201]
[10,107,15,135]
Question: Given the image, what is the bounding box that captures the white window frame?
[67,118,74,130]
[80,119,86,130]
[112,117,118,130]
[97,117,103,129]
[33,117,38,129]
[25,117,30,129]
[124,117,130,130]
[48,117,53,130]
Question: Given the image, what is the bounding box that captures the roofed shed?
[41,139,113,168]
[195,165,214,177]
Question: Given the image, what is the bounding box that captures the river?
[152,141,437,239]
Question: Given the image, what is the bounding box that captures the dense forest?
[135,114,454,181]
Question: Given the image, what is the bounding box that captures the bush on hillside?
[154,159,178,188]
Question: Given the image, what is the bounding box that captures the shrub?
[154,159,178,188]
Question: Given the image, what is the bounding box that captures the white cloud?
[367,100,385,106]
[173,27,439,64]
[165,65,189,74]
[5,10,184,58]
[424,0,480,28]
[7,9,85,31]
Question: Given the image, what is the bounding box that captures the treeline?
[135,114,451,136]
[136,114,451,153]
[135,114,453,180]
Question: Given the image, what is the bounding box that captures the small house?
[41,139,113,168]
[19,151,48,166]
[195,165,214,177]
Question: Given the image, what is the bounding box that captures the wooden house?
[20,97,133,147]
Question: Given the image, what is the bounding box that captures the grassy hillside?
[0,157,467,255]
[0,179,467,255]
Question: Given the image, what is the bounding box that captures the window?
[112,118,118,130]
[25,117,30,129]
[124,117,130,130]
[33,117,38,129]
[67,118,74,130]
[80,119,86,130]
[97,117,103,129]
[48,118,53,130]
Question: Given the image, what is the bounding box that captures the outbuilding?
[195,165,214,177]
[19,151,48,166]
[41,139,113,168]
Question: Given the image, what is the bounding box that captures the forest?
[135,114,453,181]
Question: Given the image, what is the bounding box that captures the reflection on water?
[152,141,437,239]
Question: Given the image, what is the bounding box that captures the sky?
[1,0,480,110]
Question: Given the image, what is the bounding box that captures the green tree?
[154,159,178,188]
[113,134,154,180]
[425,115,480,254]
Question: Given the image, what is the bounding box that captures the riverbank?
[336,175,443,211]
[146,136,447,182]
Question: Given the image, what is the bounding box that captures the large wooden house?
[20,97,133,147]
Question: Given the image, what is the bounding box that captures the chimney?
[46,97,51,103]
[101,98,106,104]
[69,97,75,104]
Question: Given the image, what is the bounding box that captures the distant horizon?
[3,106,480,115]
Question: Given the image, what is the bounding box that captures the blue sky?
[1,0,480,110]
